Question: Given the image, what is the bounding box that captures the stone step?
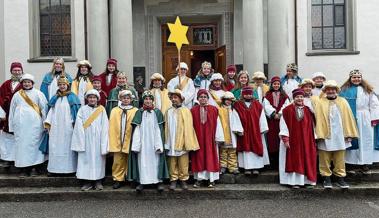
[1,183,379,202]
[0,169,379,188]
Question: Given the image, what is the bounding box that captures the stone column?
[86,0,109,73]
[243,0,264,76]
[110,0,133,80]
[268,0,296,78]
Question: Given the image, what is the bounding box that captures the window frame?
[306,0,359,56]
[28,0,77,62]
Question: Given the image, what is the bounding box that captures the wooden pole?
[178,48,182,87]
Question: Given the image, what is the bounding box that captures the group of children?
[0,58,378,192]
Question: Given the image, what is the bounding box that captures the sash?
[210,90,222,107]
[219,107,232,145]
[19,89,42,117]
[83,105,105,129]
[179,77,189,91]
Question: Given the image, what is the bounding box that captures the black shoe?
[113,181,122,189]
[30,168,39,177]
[157,183,164,192]
[336,177,349,189]
[169,181,177,190]
[136,184,144,192]
[220,167,227,174]
[208,182,215,188]
[19,171,29,178]
[181,181,188,190]
[323,176,333,189]
[81,183,93,191]
[244,170,252,175]
[231,169,240,175]
[95,180,103,191]
[193,180,201,188]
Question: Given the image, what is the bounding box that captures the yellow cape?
[108,107,138,153]
[314,96,358,139]
[165,107,199,151]
[71,79,93,95]
[151,88,171,115]
[218,107,232,145]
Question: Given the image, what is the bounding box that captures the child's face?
[54,61,63,72]
[224,99,232,106]
[350,75,362,85]
[227,71,235,79]
[58,83,68,92]
[170,94,182,107]
[272,81,281,91]
[120,95,132,106]
[294,95,304,106]
[87,95,98,106]
[202,66,211,76]
[286,70,295,78]
[117,76,127,86]
[243,94,253,100]
[302,84,313,95]
[143,97,153,107]
[107,64,116,73]
[212,80,222,88]
[80,66,89,75]
[254,78,264,85]
[22,80,33,89]
[313,77,325,86]
[198,94,209,106]
[92,80,102,90]
[239,74,248,85]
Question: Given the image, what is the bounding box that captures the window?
[311,0,346,50]
[39,0,71,56]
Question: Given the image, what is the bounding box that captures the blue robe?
[40,73,73,100]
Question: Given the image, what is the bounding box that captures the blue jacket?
[40,73,73,100]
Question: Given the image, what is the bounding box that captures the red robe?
[98,72,118,96]
[98,90,108,107]
[282,104,317,182]
[223,81,235,92]
[0,80,22,133]
[265,91,288,153]
[234,100,264,156]
[191,105,220,172]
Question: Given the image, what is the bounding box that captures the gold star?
[167,16,189,51]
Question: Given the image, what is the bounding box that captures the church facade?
[0,0,378,90]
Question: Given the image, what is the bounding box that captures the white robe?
[44,96,77,173]
[345,87,379,164]
[312,87,323,96]
[0,84,18,161]
[167,76,196,109]
[278,116,316,186]
[48,76,59,101]
[282,79,300,101]
[303,97,315,113]
[131,111,164,185]
[238,104,270,169]
[8,89,48,168]
[208,89,225,107]
[71,105,108,180]
[78,78,89,106]
[317,103,352,151]
[263,98,290,117]
[194,117,224,182]
[164,107,187,157]
[221,108,244,148]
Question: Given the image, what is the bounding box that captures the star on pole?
[167,16,189,51]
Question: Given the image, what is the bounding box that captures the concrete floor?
[1,197,379,218]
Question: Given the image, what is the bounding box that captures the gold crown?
[57,76,69,85]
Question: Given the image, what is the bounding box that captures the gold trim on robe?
[19,89,42,117]
[83,105,105,129]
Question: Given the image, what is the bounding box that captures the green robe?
[126,108,169,183]
[106,86,139,117]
